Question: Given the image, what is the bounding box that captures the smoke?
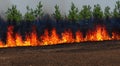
[0,15,120,44]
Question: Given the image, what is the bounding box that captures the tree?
[116,0,120,13]
[113,0,120,18]
[68,2,79,21]
[93,4,103,19]
[6,5,22,23]
[53,5,61,21]
[113,7,120,18]
[24,6,35,22]
[34,1,43,19]
[104,6,111,19]
[79,5,92,20]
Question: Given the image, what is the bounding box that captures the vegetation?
[6,5,22,23]
[53,5,61,21]
[24,6,35,22]
[4,0,120,23]
[79,5,92,20]
[93,4,103,19]
[104,6,111,19]
[113,0,120,18]
[34,1,43,19]
[68,3,79,21]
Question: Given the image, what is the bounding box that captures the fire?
[49,28,60,44]
[6,26,16,47]
[0,25,119,48]
[75,30,83,42]
[15,33,23,46]
[61,29,74,43]
[30,27,38,46]
[85,25,111,41]
[40,29,51,45]
[112,32,120,40]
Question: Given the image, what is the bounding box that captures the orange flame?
[75,30,83,42]
[61,29,74,43]
[85,25,111,41]
[6,26,16,47]
[112,32,120,40]
[15,33,23,46]
[30,27,38,46]
[0,25,119,48]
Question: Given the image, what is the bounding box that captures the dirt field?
[0,41,120,66]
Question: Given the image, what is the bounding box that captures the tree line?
[5,0,120,24]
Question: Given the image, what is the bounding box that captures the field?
[0,41,120,66]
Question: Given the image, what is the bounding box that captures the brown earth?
[0,41,120,66]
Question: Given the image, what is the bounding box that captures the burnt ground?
[0,41,120,66]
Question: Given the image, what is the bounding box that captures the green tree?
[68,2,79,21]
[93,4,103,19]
[113,8,120,18]
[116,0,120,13]
[6,5,22,22]
[113,0,120,18]
[34,1,43,18]
[79,5,92,20]
[24,6,35,22]
[53,5,61,21]
[104,6,111,18]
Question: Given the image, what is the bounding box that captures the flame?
[75,30,83,42]
[0,40,4,48]
[30,27,38,46]
[6,26,16,47]
[0,25,119,48]
[40,29,51,45]
[15,33,23,46]
[61,29,74,43]
[112,32,120,40]
[85,25,111,41]
[49,28,60,44]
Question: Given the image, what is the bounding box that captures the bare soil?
[0,41,120,66]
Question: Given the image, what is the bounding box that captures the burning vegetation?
[0,1,120,48]
[0,24,119,48]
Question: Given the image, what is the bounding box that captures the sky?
[3,0,120,15]
[0,0,10,17]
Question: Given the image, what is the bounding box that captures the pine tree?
[68,2,79,21]
[104,6,111,19]
[34,1,43,19]
[116,0,120,13]
[113,0,120,18]
[93,4,103,19]
[53,5,61,21]
[24,6,35,22]
[6,5,22,23]
[79,5,92,20]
